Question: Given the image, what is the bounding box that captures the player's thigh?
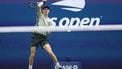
[43,44,53,53]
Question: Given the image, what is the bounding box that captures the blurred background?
[0,0,122,69]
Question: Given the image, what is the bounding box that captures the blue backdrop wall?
[0,0,122,69]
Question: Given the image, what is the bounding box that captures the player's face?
[43,8,50,15]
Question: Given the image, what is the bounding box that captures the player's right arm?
[37,0,47,16]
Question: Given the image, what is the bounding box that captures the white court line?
[0,25,122,33]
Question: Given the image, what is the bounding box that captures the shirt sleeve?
[37,2,44,16]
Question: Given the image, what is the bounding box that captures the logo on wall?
[52,0,85,12]
[50,0,102,27]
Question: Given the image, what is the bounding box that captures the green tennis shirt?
[36,14,51,36]
[35,2,52,36]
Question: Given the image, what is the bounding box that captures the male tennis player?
[28,0,63,69]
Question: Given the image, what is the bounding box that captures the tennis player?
[28,0,63,69]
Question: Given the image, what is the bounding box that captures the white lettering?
[90,17,100,26]
[69,18,80,27]
[50,17,57,26]
[73,65,78,69]
[59,17,70,27]
[62,65,78,69]
[50,17,101,27]
[80,17,90,26]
